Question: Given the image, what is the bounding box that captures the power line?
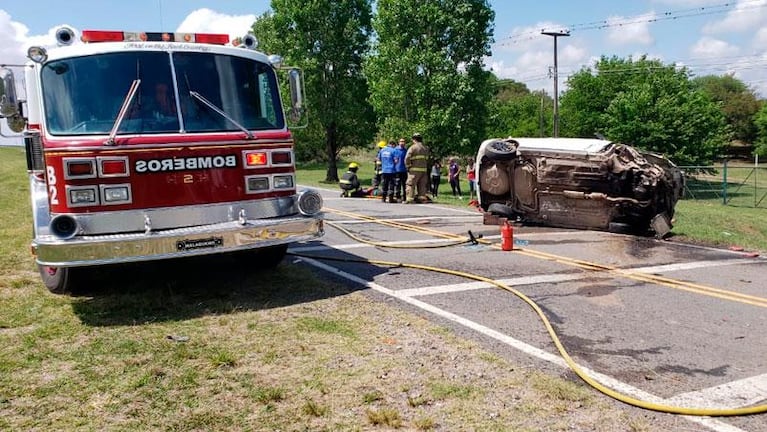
[494,0,767,47]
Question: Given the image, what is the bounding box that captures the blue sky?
[0,0,766,113]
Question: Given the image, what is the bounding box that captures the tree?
[560,56,729,166]
[486,77,552,138]
[693,74,761,143]
[365,0,495,157]
[252,0,376,181]
[755,104,767,157]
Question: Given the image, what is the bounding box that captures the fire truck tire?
[247,244,289,269]
[38,265,80,294]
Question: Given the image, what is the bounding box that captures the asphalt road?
[292,187,767,432]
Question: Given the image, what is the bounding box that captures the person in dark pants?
[378,140,398,203]
[448,157,462,199]
[430,159,442,198]
[339,162,367,197]
[372,141,385,190]
[394,138,408,201]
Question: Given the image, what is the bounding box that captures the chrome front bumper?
[33,216,323,267]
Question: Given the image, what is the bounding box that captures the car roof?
[511,138,612,153]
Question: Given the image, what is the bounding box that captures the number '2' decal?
[46,166,59,205]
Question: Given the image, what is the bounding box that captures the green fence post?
[722,159,727,205]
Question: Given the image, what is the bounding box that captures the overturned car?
[476,137,684,237]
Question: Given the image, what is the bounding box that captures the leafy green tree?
[486,77,551,138]
[693,74,761,143]
[560,56,729,165]
[252,0,376,181]
[755,104,767,157]
[365,0,495,157]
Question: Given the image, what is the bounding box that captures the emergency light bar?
[81,30,230,45]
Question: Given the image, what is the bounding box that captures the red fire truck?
[0,27,324,293]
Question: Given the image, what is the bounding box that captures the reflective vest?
[339,171,359,190]
[405,141,429,173]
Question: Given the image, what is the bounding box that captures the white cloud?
[605,12,656,46]
[0,10,30,65]
[754,26,767,47]
[176,9,257,42]
[490,22,590,93]
[494,21,567,54]
[690,36,740,58]
[703,0,767,34]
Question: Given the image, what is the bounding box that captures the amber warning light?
[245,152,268,167]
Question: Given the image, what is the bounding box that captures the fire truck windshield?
[41,51,285,136]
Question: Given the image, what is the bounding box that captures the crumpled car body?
[476,138,684,237]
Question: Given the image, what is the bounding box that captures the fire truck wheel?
[38,265,79,294]
[247,244,289,269]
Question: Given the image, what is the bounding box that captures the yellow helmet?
[348,162,359,169]
[377,140,387,148]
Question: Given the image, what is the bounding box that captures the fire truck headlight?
[68,186,98,206]
[102,185,131,204]
[246,176,269,193]
[297,189,323,216]
[27,46,48,63]
[273,175,294,190]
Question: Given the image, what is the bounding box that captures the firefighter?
[339,162,367,198]
[372,141,385,190]
[404,133,431,204]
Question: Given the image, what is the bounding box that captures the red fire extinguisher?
[501,220,513,251]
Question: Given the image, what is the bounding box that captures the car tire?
[245,244,289,269]
[607,222,633,235]
[38,265,80,294]
[484,139,519,160]
[487,203,517,219]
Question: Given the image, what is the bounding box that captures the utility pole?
[541,30,570,137]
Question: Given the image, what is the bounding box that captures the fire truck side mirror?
[286,68,308,129]
[0,67,20,118]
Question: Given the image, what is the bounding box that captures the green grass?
[672,201,767,251]
[298,147,478,207]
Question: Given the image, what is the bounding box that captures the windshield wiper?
[189,91,253,139]
[105,79,141,146]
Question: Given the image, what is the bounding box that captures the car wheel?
[38,265,78,294]
[244,244,289,269]
[484,139,519,160]
[487,203,517,219]
[607,222,633,235]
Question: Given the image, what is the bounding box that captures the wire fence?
[679,158,767,208]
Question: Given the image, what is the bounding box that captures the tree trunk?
[324,122,339,182]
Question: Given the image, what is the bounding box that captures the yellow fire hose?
[289,219,767,416]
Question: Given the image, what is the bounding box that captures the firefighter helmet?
[348,162,359,170]
[377,140,386,148]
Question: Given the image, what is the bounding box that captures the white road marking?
[667,373,767,409]
[329,215,482,224]
[631,259,764,274]
[295,254,749,432]
[291,237,468,253]
[397,273,586,297]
